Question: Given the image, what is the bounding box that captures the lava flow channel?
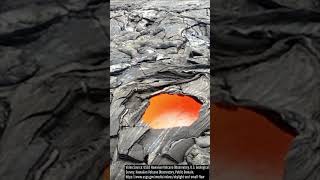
[142,94,202,129]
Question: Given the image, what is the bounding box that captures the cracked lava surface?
[110,0,210,178]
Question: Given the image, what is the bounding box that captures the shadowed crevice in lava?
[142,94,202,129]
[212,104,296,180]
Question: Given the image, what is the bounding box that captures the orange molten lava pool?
[142,94,202,129]
[212,104,295,180]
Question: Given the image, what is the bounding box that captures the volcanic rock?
[110,0,210,179]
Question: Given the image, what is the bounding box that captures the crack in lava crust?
[212,105,295,180]
[142,94,202,129]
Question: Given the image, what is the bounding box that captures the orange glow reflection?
[103,166,109,180]
[212,104,295,180]
[142,94,202,129]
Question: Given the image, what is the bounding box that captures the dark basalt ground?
[4,0,319,179]
[0,1,109,180]
[110,0,210,179]
[214,0,320,179]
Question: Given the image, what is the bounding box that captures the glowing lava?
[212,104,296,180]
[142,94,202,129]
[103,166,109,180]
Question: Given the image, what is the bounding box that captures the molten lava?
[212,104,295,180]
[103,166,109,180]
[142,94,202,129]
